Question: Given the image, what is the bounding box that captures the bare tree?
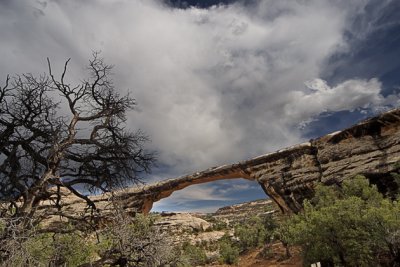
[0,52,154,221]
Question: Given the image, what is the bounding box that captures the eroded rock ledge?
[40,108,400,219]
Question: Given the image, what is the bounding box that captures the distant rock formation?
[39,108,400,218]
[212,199,278,224]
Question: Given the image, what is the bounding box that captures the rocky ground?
[212,244,302,267]
[155,198,302,266]
[33,193,301,266]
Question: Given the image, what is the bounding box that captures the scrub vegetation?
[277,174,400,267]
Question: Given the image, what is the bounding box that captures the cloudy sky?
[1,0,399,212]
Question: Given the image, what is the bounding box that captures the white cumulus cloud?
[285,78,398,125]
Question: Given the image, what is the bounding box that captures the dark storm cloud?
[164,0,237,9]
[321,0,400,93]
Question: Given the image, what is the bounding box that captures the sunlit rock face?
[38,108,400,218]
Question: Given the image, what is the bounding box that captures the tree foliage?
[280,175,400,266]
[233,214,277,255]
[218,234,240,265]
[0,53,154,219]
[179,241,208,266]
[234,216,268,251]
[0,216,95,267]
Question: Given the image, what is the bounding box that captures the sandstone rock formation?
[212,199,277,224]
[156,212,211,232]
[38,108,400,218]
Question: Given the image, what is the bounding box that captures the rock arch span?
[111,108,400,214]
[43,108,400,217]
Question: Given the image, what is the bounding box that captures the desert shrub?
[391,165,400,198]
[28,231,94,267]
[212,220,228,231]
[179,241,208,266]
[206,240,219,251]
[0,219,4,235]
[234,216,267,251]
[261,214,278,245]
[233,214,277,254]
[279,175,400,266]
[218,234,239,265]
[96,212,177,266]
[258,246,274,259]
[0,231,39,266]
[273,216,292,259]
[0,228,95,267]
[50,233,95,266]
[203,214,217,223]
[23,233,54,265]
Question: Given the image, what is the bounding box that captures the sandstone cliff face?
[255,109,400,212]
[37,108,400,218]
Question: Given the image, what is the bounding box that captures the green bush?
[261,214,277,243]
[258,246,274,259]
[179,241,208,266]
[24,233,54,265]
[0,219,5,234]
[391,166,400,198]
[0,230,95,267]
[96,212,177,266]
[280,175,400,266]
[26,232,95,267]
[51,233,95,266]
[212,220,228,231]
[234,216,267,251]
[218,234,239,265]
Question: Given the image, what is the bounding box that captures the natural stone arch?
[37,108,400,220]
[113,164,256,214]
[115,108,400,214]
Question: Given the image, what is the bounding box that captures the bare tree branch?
[0,54,155,227]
